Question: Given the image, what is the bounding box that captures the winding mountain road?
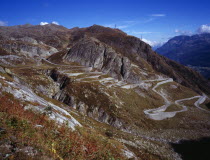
[43,59,210,120]
[144,78,209,120]
[194,94,210,113]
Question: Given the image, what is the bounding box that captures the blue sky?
[1,0,210,46]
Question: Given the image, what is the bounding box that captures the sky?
[1,0,210,46]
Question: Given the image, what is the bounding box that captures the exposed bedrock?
[64,37,141,84]
[46,69,130,132]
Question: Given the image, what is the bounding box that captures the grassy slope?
[1,61,210,160]
[0,92,125,160]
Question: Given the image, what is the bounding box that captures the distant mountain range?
[156,33,210,79]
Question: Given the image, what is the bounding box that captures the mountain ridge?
[50,24,210,94]
[1,24,209,93]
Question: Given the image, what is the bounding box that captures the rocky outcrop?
[0,66,5,73]
[64,37,132,81]
[0,39,58,58]
[46,68,128,131]
[16,37,39,45]
[61,36,142,84]
[47,69,72,89]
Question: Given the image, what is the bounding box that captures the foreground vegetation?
[0,93,125,160]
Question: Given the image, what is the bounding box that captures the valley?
[0,24,210,160]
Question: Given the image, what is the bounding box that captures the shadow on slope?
[171,137,210,160]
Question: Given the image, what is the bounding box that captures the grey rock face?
[47,68,126,130]
[54,90,76,108]
[54,88,125,130]
[19,37,38,45]
[65,37,133,82]
[77,102,88,115]
[0,39,58,58]
[0,66,5,73]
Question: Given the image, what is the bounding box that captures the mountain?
[156,33,210,79]
[49,25,210,94]
[0,24,210,160]
[0,23,70,50]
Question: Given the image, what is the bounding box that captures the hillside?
[49,25,210,94]
[156,33,210,79]
[0,24,210,160]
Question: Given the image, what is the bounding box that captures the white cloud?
[142,38,165,48]
[0,20,7,26]
[175,29,180,33]
[197,24,210,34]
[151,14,166,17]
[142,38,156,46]
[40,21,59,26]
[40,22,49,25]
[141,15,165,24]
[143,18,155,23]
[174,29,192,35]
[52,21,59,25]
